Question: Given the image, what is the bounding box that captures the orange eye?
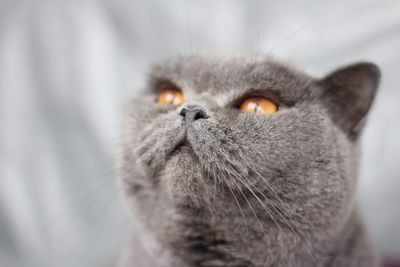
[239,97,278,114]
[157,86,184,105]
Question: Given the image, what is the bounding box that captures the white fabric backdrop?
[1,1,399,266]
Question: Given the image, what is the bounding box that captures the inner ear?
[318,62,380,136]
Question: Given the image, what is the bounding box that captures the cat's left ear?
[318,62,380,136]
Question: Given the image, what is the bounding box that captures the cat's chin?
[173,143,194,154]
[167,147,198,169]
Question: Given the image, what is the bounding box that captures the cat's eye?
[157,85,184,105]
[239,97,278,114]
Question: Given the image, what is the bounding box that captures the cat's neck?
[118,211,374,267]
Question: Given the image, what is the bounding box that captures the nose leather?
[179,105,207,122]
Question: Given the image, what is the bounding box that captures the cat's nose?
[179,105,208,122]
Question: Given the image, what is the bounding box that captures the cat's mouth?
[172,137,194,154]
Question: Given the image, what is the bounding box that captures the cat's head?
[118,53,379,264]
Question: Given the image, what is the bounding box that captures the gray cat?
[116,53,380,267]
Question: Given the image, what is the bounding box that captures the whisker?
[270,3,338,57]
[243,163,318,264]
[215,146,318,264]
[244,163,303,230]
[210,168,219,222]
[221,170,249,234]
[229,167,283,234]
[207,143,284,235]
[245,162,311,231]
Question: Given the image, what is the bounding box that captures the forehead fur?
[148,53,316,103]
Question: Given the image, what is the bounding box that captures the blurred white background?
[0,0,399,267]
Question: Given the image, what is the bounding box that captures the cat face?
[118,54,379,265]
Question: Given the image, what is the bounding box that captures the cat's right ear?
[318,62,380,137]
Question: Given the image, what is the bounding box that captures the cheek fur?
[202,108,354,230]
[122,100,355,233]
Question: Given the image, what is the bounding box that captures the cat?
[116,53,380,267]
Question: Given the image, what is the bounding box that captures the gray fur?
[116,53,380,267]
